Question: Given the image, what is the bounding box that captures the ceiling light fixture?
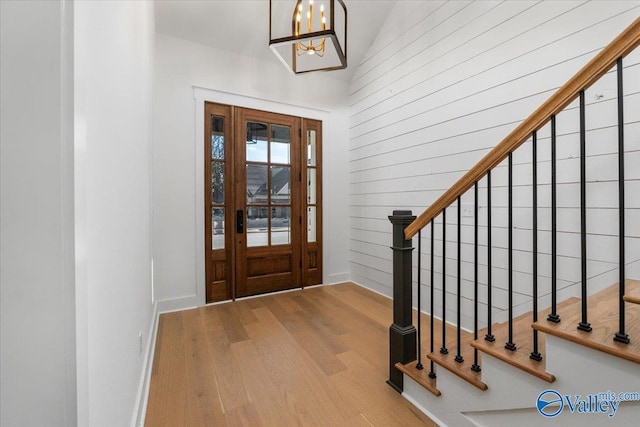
[269,0,347,74]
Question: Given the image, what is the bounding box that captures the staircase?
[387,17,640,426]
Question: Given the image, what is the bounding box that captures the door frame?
[194,87,328,305]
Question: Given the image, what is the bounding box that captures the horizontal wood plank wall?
[348,0,640,330]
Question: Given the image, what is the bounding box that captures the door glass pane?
[246,164,268,205]
[307,168,316,204]
[271,125,290,164]
[247,206,268,247]
[271,166,290,205]
[212,207,225,249]
[307,129,316,166]
[246,122,268,162]
[271,207,291,245]
[211,116,224,159]
[307,206,316,243]
[212,162,224,204]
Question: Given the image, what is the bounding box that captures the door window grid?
[246,121,291,247]
[307,129,318,243]
[211,116,225,249]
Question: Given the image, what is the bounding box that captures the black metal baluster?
[547,115,561,323]
[506,152,517,351]
[429,220,437,378]
[471,182,481,372]
[577,90,592,332]
[485,171,495,341]
[531,132,542,361]
[416,230,424,369]
[455,197,464,363]
[441,210,449,354]
[614,57,630,344]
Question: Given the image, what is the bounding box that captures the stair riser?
[545,335,640,397]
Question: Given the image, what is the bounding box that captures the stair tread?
[409,310,487,393]
[623,279,640,305]
[533,282,640,364]
[471,297,581,382]
[427,331,487,391]
[395,362,441,397]
[471,336,555,383]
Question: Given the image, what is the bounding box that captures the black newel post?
[387,210,417,393]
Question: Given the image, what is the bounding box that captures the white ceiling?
[154,0,398,82]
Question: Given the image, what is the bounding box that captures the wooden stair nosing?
[395,362,441,397]
[427,350,488,391]
[623,294,640,305]
[623,278,640,305]
[470,339,555,383]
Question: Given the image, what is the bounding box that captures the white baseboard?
[131,301,159,427]
[156,294,199,313]
[350,279,392,299]
[326,272,350,284]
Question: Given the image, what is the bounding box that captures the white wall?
[349,1,640,329]
[74,1,155,426]
[153,33,350,306]
[0,1,76,426]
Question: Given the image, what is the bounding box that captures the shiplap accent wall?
[348,0,640,330]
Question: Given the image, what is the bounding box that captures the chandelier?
[269,0,347,74]
[295,0,326,56]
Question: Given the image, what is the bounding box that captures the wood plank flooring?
[145,283,437,427]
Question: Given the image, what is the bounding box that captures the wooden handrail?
[405,16,640,240]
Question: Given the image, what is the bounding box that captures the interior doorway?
[204,102,322,302]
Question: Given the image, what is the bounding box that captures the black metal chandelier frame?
[269,0,347,74]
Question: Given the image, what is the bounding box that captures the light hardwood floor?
[145,282,437,426]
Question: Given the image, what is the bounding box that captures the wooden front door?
[204,103,322,302]
[234,108,301,297]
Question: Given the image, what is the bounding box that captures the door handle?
[236,210,244,234]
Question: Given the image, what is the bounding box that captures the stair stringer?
[402,335,640,426]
